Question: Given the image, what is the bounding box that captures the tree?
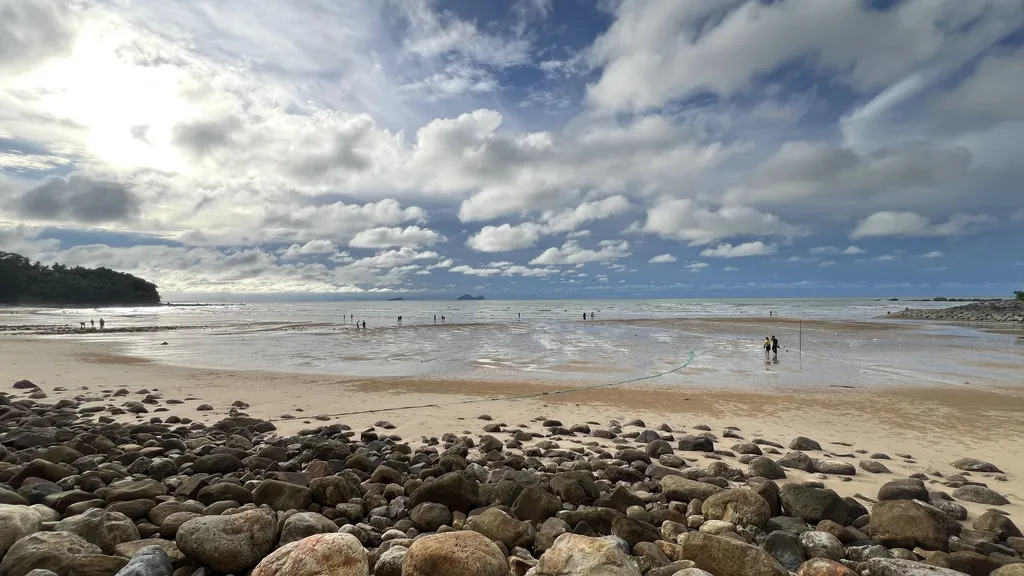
[0,251,161,305]
[1016,286,1024,302]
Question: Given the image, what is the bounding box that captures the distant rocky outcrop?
[886,300,1024,323]
[456,294,485,301]
[387,297,404,301]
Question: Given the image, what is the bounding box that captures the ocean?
[4,298,1021,390]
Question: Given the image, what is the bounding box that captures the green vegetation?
[0,251,161,306]
[1016,287,1024,302]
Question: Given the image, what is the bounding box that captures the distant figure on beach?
[518,312,521,320]
[398,315,402,324]
[763,336,772,360]
[80,322,86,329]
[771,335,779,362]
[441,315,445,323]
[362,321,366,329]
[90,319,95,328]
[769,311,773,317]
[99,318,105,330]
[590,312,595,320]
[583,312,587,321]
[433,314,436,324]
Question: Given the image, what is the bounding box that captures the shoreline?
[2,335,1023,573]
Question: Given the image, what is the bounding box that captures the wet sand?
[3,336,1023,525]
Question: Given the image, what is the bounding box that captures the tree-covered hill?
[0,251,161,305]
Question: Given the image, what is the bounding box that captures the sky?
[1,0,1023,300]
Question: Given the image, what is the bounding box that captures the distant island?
[0,251,161,306]
[387,297,404,301]
[456,294,485,301]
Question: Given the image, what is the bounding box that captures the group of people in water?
[78,318,105,330]
[763,334,780,363]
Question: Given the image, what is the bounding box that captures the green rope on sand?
[267,350,696,421]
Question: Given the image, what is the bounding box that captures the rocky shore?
[886,301,1024,323]
[1,378,1021,576]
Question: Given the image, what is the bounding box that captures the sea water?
[4,299,1021,390]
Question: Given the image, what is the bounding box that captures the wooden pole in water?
[799,319,803,370]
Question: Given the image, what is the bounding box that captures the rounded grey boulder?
[175,509,276,574]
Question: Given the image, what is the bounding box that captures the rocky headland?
[886,301,1024,324]
[1,378,1021,576]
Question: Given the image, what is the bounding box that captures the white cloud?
[1012,208,1024,223]
[530,240,631,265]
[586,0,1017,112]
[685,262,709,272]
[648,254,676,263]
[818,261,836,267]
[920,251,944,259]
[349,226,444,249]
[642,199,799,246]
[427,258,453,269]
[842,246,866,255]
[450,264,501,277]
[850,211,997,239]
[700,241,777,258]
[723,266,739,272]
[466,223,544,252]
[809,245,864,255]
[540,196,630,233]
[280,239,337,260]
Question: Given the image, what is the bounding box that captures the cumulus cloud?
[648,254,676,263]
[850,211,998,239]
[349,226,444,249]
[642,199,799,246]
[685,262,708,272]
[530,240,631,265]
[810,245,865,255]
[279,240,338,260]
[8,172,141,224]
[920,251,944,259]
[466,223,544,252]
[700,241,777,258]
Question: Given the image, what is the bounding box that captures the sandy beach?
[4,335,1022,525]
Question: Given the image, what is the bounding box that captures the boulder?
[403,530,508,576]
[859,460,892,474]
[466,507,535,549]
[309,476,358,507]
[175,509,276,574]
[676,531,788,576]
[251,533,368,576]
[777,451,815,473]
[409,503,452,532]
[512,486,562,523]
[661,476,723,503]
[68,554,129,576]
[974,510,1022,540]
[992,566,1024,576]
[535,517,571,555]
[951,485,1010,506]
[866,558,972,575]
[795,558,858,576]
[253,479,313,511]
[748,457,786,480]
[113,539,184,565]
[610,516,661,548]
[763,530,806,571]
[535,533,641,576]
[798,531,844,561]
[789,437,822,451]
[869,501,948,551]
[54,508,140,554]
[0,531,102,576]
[196,482,252,505]
[103,479,167,502]
[779,484,848,524]
[677,435,714,452]
[701,489,771,529]
[408,472,480,513]
[373,545,406,576]
[0,504,42,558]
[549,471,601,506]
[878,479,928,502]
[950,458,1002,473]
[279,512,340,545]
[812,460,855,476]
[112,545,172,576]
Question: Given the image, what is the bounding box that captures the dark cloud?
[0,0,79,74]
[11,173,141,223]
[171,116,243,157]
[130,125,151,143]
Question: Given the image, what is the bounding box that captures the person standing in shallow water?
[763,336,772,360]
[771,335,779,363]
[99,318,105,330]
